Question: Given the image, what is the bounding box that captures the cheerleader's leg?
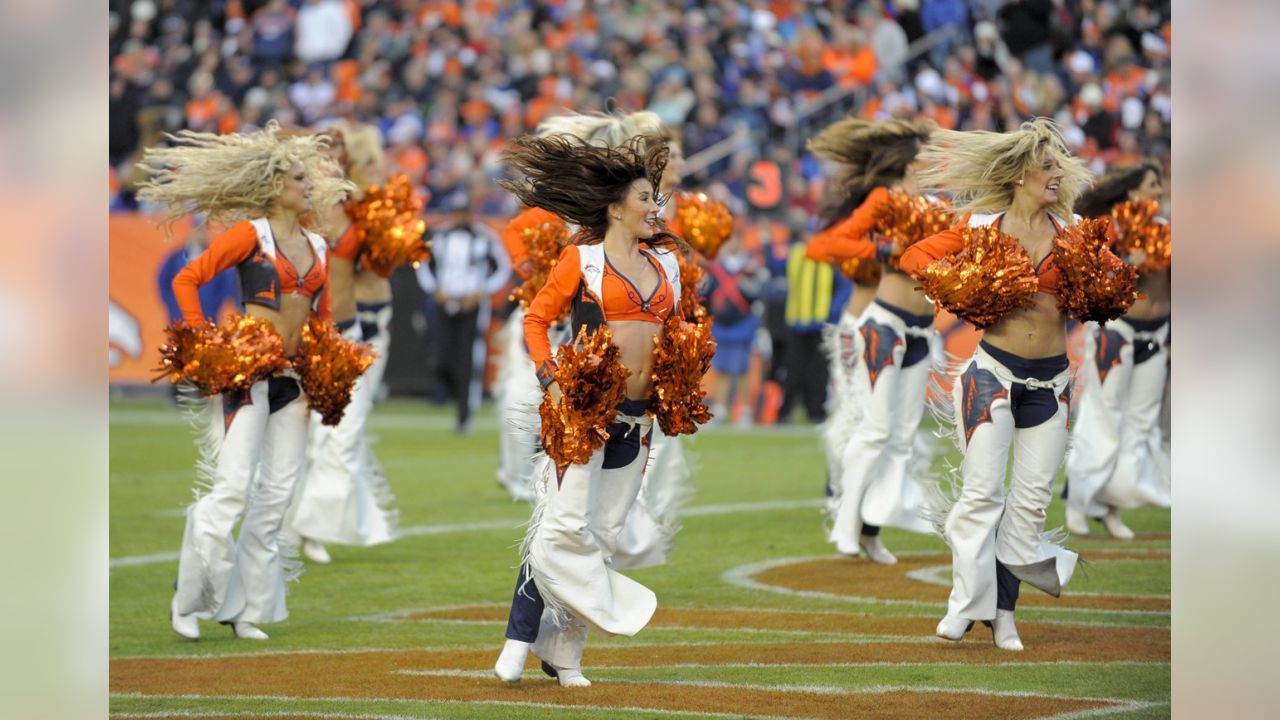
[216,377,309,627]
[830,314,905,555]
[174,380,270,619]
[1066,323,1133,526]
[998,395,1076,600]
[943,354,1015,622]
[862,343,934,535]
[1101,334,1171,510]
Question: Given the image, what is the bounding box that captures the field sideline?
[109,397,1170,719]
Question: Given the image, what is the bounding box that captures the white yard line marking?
[110,499,823,570]
[108,693,794,720]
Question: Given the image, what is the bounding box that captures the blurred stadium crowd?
[110,0,1172,420]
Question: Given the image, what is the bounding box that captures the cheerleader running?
[804,118,940,564]
[1064,161,1170,538]
[901,119,1111,651]
[139,124,354,640]
[493,135,709,686]
[289,124,408,563]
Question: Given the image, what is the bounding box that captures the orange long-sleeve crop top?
[172,219,331,326]
[805,186,895,264]
[330,221,396,279]
[523,243,677,385]
[899,211,1066,294]
[501,207,561,280]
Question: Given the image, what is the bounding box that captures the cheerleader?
[900,118,1095,651]
[138,123,353,640]
[289,124,402,563]
[804,118,939,564]
[1064,161,1169,538]
[494,111,666,504]
[493,135,694,687]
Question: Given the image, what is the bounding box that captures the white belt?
[991,365,1069,392]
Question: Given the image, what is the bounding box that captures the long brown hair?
[500,134,675,246]
[808,117,932,206]
[1074,160,1163,219]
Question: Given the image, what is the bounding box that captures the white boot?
[935,615,973,641]
[1065,506,1090,536]
[170,596,200,640]
[990,609,1023,651]
[1102,507,1135,540]
[554,667,591,688]
[858,534,898,565]
[303,538,332,564]
[232,622,269,640]
[494,639,530,683]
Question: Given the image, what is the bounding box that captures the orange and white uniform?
[289,218,399,554]
[495,207,566,502]
[900,212,1079,625]
[805,187,938,559]
[503,241,681,674]
[171,219,330,635]
[1065,220,1171,523]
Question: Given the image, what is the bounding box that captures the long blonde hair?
[536,110,664,148]
[136,121,353,226]
[334,122,386,191]
[914,118,1091,220]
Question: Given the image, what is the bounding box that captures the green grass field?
[109,397,1170,719]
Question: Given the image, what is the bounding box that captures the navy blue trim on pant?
[979,341,1068,429]
[875,299,934,368]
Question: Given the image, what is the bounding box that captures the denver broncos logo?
[1094,326,1128,383]
[960,365,1008,444]
[222,387,253,431]
[860,319,902,390]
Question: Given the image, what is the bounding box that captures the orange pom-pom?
[673,191,734,259]
[1053,217,1139,323]
[539,326,631,470]
[650,315,716,436]
[1110,199,1171,274]
[839,257,883,286]
[679,253,710,326]
[293,319,379,426]
[872,191,955,270]
[347,174,430,271]
[509,215,572,311]
[153,315,289,395]
[916,225,1039,329]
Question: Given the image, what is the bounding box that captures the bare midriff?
[354,268,392,304]
[877,269,934,315]
[247,293,314,356]
[1128,271,1170,320]
[982,292,1067,359]
[608,319,664,400]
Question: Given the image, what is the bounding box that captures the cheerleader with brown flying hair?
[900,118,1102,651]
[1064,160,1170,539]
[492,135,703,687]
[804,118,940,564]
[138,122,354,641]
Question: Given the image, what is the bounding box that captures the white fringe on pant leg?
[820,318,870,532]
[177,387,225,613]
[515,453,572,631]
[920,349,969,541]
[612,427,695,569]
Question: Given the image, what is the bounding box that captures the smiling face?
[609,178,661,239]
[1128,168,1163,203]
[1015,153,1066,209]
[276,160,313,214]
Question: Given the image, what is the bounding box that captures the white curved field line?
[722,554,1170,618]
